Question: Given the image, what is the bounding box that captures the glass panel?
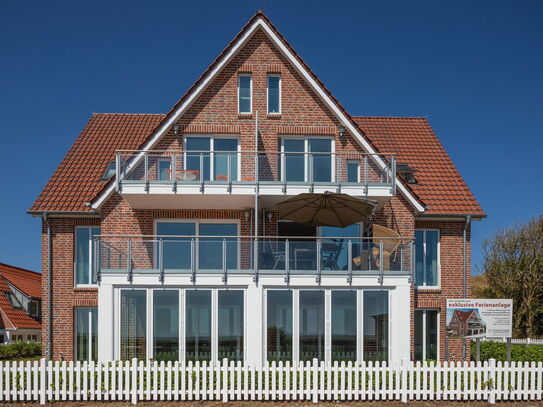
[153,291,179,361]
[363,291,388,361]
[157,222,196,270]
[218,290,244,361]
[214,138,238,181]
[120,290,147,360]
[415,230,424,285]
[414,310,424,361]
[238,75,251,113]
[282,139,305,182]
[186,137,210,181]
[199,223,238,270]
[186,290,212,361]
[267,290,292,361]
[75,307,89,361]
[426,310,438,360]
[75,227,100,285]
[347,161,359,182]
[267,76,280,114]
[320,224,360,271]
[299,291,324,361]
[308,138,332,182]
[332,291,357,361]
[158,159,171,181]
[91,307,97,361]
[425,231,439,286]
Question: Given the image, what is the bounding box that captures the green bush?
[0,342,41,360]
[471,341,543,362]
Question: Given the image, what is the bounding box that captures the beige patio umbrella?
[277,192,376,227]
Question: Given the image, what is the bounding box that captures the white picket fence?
[0,358,541,404]
[475,337,543,345]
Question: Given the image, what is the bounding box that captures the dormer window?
[101,161,116,181]
[238,74,252,113]
[267,74,281,114]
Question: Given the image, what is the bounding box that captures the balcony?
[94,235,413,283]
[115,150,397,209]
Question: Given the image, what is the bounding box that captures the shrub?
[0,342,41,360]
[471,341,543,362]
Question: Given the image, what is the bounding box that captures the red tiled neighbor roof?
[353,117,485,216]
[0,263,41,329]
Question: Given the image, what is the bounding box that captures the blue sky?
[0,0,542,274]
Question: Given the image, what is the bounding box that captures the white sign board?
[446,299,513,338]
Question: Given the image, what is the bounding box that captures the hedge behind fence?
[0,342,41,360]
[472,341,543,362]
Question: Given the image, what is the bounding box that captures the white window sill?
[415,286,440,291]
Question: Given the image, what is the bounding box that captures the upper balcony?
[115,150,397,209]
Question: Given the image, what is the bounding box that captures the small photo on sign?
[446,299,513,339]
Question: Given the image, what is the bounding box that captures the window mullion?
[292,290,299,362]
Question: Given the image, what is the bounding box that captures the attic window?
[397,163,418,184]
[101,161,116,181]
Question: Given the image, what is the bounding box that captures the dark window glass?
[75,307,97,361]
[363,291,388,361]
[186,137,211,181]
[308,138,332,182]
[218,290,244,361]
[158,159,171,181]
[282,139,305,182]
[299,290,324,361]
[267,290,292,361]
[75,227,100,285]
[157,222,196,270]
[120,290,147,360]
[214,138,238,181]
[414,309,438,361]
[238,75,251,113]
[332,291,357,361]
[186,290,211,361]
[415,230,439,286]
[347,161,359,182]
[199,223,238,270]
[267,75,280,113]
[153,291,179,361]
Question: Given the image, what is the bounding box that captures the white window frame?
[415,229,441,289]
[237,74,252,114]
[346,160,360,183]
[115,287,246,362]
[75,306,97,361]
[183,135,241,182]
[414,309,440,361]
[266,74,281,114]
[280,136,336,183]
[74,226,100,288]
[263,288,390,364]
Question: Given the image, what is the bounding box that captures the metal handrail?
[96,234,413,241]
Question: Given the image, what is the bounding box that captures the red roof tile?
[353,117,485,216]
[0,263,41,329]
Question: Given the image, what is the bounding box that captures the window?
[281,137,333,182]
[185,136,239,181]
[415,230,439,287]
[331,291,357,361]
[153,291,179,361]
[157,158,171,181]
[75,307,97,361]
[363,291,389,361]
[346,160,360,182]
[31,335,38,342]
[218,290,244,361]
[186,290,212,361]
[101,161,116,180]
[29,300,40,318]
[414,309,439,361]
[267,290,292,362]
[267,75,281,114]
[238,74,252,113]
[120,290,147,360]
[75,227,100,286]
[299,290,325,361]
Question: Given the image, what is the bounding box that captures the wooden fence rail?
[0,358,540,404]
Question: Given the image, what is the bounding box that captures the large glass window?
[267,75,280,114]
[153,291,179,361]
[157,222,195,270]
[75,227,100,285]
[281,138,333,182]
[267,290,292,361]
[218,290,244,361]
[185,137,211,181]
[214,138,238,181]
[347,160,359,182]
[185,137,239,181]
[331,291,357,361]
[282,139,305,182]
[363,291,389,361]
[75,307,97,361]
[186,290,212,361]
[199,223,238,270]
[308,138,332,182]
[238,75,252,113]
[414,309,438,361]
[120,290,147,360]
[299,290,324,361]
[320,224,361,271]
[415,230,439,287]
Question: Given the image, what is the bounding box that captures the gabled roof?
[353,117,485,216]
[452,309,477,323]
[0,263,41,329]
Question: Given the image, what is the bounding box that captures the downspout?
[43,213,53,360]
[254,111,259,279]
[462,214,471,360]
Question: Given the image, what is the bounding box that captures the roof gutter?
[463,214,471,298]
[43,212,52,361]
[28,210,99,218]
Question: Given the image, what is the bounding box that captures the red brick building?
[30,12,484,363]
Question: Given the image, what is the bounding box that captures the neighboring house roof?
[30,114,484,216]
[353,117,485,216]
[0,263,41,330]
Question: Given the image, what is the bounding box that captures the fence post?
[131,358,138,405]
[488,358,496,404]
[222,359,228,402]
[312,358,318,403]
[39,358,46,405]
[401,358,408,403]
